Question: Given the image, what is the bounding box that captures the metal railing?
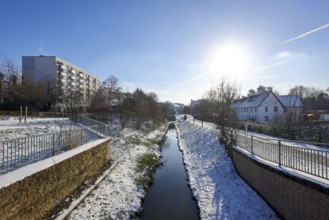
[0,127,97,174]
[236,132,329,180]
[77,115,111,137]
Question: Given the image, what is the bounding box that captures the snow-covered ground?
[0,117,99,174]
[0,117,76,141]
[176,116,278,219]
[65,125,167,220]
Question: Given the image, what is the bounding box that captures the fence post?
[235,130,237,143]
[52,133,55,156]
[105,125,108,137]
[25,106,27,124]
[80,128,83,145]
[19,106,22,124]
[278,140,281,167]
[251,136,254,155]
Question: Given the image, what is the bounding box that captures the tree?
[0,56,21,81]
[102,75,120,94]
[88,88,108,113]
[205,77,239,143]
[121,88,165,130]
[247,89,256,96]
[102,75,121,112]
[0,56,21,109]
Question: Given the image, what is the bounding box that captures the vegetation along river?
[141,128,199,220]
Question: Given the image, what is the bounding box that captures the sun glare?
[207,42,250,78]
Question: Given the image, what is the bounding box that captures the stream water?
[141,128,199,220]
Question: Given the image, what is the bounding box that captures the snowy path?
[176,118,278,220]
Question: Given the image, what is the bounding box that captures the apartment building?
[22,56,100,111]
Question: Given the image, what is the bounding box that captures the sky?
[0,0,328,104]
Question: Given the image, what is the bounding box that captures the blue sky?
[1,0,328,104]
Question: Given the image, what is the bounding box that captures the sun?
[207,42,250,78]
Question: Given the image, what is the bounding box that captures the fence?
[0,111,68,118]
[78,115,111,137]
[236,132,329,180]
[0,126,98,174]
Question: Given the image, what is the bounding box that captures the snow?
[0,117,76,141]
[0,117,100,174]
[175,116,278,219]
[234,146,329,187]
[64,125,167,220]
[2,114,326,219]
[0,138,108,189]
[237,130,329,151]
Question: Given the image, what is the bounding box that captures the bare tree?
[205,77,240,143]
[102,75,120,93]
[0,56,21,81]
[88,88,108,113]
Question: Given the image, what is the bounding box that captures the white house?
[231,86,303,124]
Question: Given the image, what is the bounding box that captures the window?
[265,106,268,112]
[251,108,253,112]
[274,106,278,112]
[265,116,268,121]
[255,108,257,112]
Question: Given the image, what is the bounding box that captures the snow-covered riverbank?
[65,125,167,219]
[176,117,278,219]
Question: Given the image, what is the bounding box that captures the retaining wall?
[232,147,329,220]
[0,139,111,219]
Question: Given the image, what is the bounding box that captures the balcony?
[57,64,67,70]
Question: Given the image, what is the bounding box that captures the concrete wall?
[0,139,111,219]
[232,147,329,220]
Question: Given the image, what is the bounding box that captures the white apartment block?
[22,56,100,111]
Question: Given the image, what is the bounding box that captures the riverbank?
[176,116,278,219]
[141,128,199,220]
[58,124,167,219]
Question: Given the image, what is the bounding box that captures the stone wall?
[0,139,111,219]
[232,148,329,220]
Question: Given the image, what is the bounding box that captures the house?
[231,86,303,124]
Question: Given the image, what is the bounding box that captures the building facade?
[22,56,100,111]
[231,86,303,124]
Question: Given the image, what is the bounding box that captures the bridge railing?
[0,126,97,175]
[77,115,111,138]
[236,132,329,180]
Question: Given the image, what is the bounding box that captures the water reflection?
[141,129,199,220]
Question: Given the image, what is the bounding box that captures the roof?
[231,92,269,108]
[231,92,303,109]
[277,95,303,107]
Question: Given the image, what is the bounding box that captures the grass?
[135,152,160,191]
[126,135,160,148]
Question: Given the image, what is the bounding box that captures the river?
[141,128,199,220]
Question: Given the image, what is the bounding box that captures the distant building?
[231,85,303,124]
[190,99,211,118]
[22,56,100,111]
[173,103,185,113]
